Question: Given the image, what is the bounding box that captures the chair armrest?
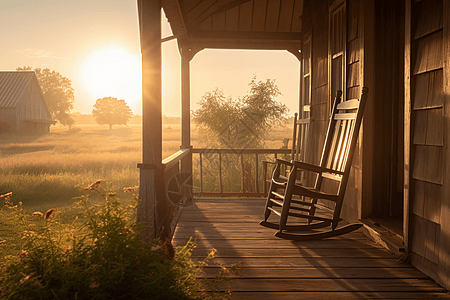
[274,158,293,166]
[261,159,277,165]
[292,161,344,176]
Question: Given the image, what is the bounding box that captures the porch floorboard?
[172,198,450,299]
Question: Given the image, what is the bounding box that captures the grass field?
[0,122,291,211]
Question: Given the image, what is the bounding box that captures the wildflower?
[123,186,138,193]
[44,208,59,220]
[19,272,35,285]
[18,250,30,263]
[22,231,33,239]
[0,240,5,245]
[0,192,12,199]
[34,280,43,287]
[1,192,13,207]
[32,211,44,217]
[1,286,9,297]
[125,227,135,234]
[106,192,118,197]
[84,180,105,191]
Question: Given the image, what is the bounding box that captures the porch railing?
[161,148,192,239]
[191,148,291,197]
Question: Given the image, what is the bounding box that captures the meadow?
[0,119,292,212]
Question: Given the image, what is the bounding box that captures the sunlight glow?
[83,48,141,109]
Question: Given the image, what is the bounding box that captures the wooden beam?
[188,40,302,51]
[162,0,188,39]
[137,0,163,241]
[189,30,302,41]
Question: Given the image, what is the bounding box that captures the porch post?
[439,0,450,288]
[180,45,197,183]
[137,0,163,241]
[181,45,191,150]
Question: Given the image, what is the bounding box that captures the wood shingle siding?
[410,0,445,281]
[414,0,443,39]
[414,31,443,74]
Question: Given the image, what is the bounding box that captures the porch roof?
[161,0,303,53]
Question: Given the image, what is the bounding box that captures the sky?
[1,0,300,116]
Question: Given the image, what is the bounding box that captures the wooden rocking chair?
[260,88,369,240]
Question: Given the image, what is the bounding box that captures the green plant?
[0,187,234,300]
[193,76,288,148]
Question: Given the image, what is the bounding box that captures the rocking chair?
[260,88,369,240]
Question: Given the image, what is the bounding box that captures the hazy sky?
[1,0,300,116]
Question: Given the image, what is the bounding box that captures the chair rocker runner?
[260,88,369,241]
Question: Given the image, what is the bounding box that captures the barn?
[0,70,55,134]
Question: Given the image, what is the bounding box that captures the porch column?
[180,45,199,183]
[181,45,191,150]
[137,0,163,241]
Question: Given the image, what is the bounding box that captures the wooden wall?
[302,0,364,222]
[409,0,444,283]
[0,108,17,133]
[340,0,361,222]
[16,80,51,134]
[302,0,329,166]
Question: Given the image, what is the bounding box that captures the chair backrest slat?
[318,88,369,187]
[290,109,311,163]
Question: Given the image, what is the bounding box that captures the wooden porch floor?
[172,198,450,299]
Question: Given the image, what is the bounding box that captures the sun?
[83,48,141,108]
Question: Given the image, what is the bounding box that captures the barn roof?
[161,0,303,54]
[0,71,37,108]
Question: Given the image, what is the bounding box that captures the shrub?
[0,189,230,299]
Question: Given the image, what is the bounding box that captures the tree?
[16,67,75,127]
[192,76,289,148]
[92,97,133,130]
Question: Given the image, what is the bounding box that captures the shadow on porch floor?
[172,198,450,299]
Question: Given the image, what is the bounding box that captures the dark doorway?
[370,0,405,236]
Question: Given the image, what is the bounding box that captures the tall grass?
[0,121,291,209]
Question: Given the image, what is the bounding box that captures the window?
[329,1,346,110]
[302,32,312,119]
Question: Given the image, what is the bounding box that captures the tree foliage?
[16,67,75,127]
[92,97,133,129]
[192,77,289,148]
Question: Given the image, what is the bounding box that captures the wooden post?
[439,0,450,289]
[180,45,193,180]
[137,0,163,242]
[360,0,375,220]
[403,0,412,257]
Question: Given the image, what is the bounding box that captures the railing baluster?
[241,153,244,193]
[255,153,259,194]
[200,153,203,193]
[219,152,223,193]
[191,148,290,197]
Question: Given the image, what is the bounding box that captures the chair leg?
[262,162,282,222]
[278,167,297,231]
